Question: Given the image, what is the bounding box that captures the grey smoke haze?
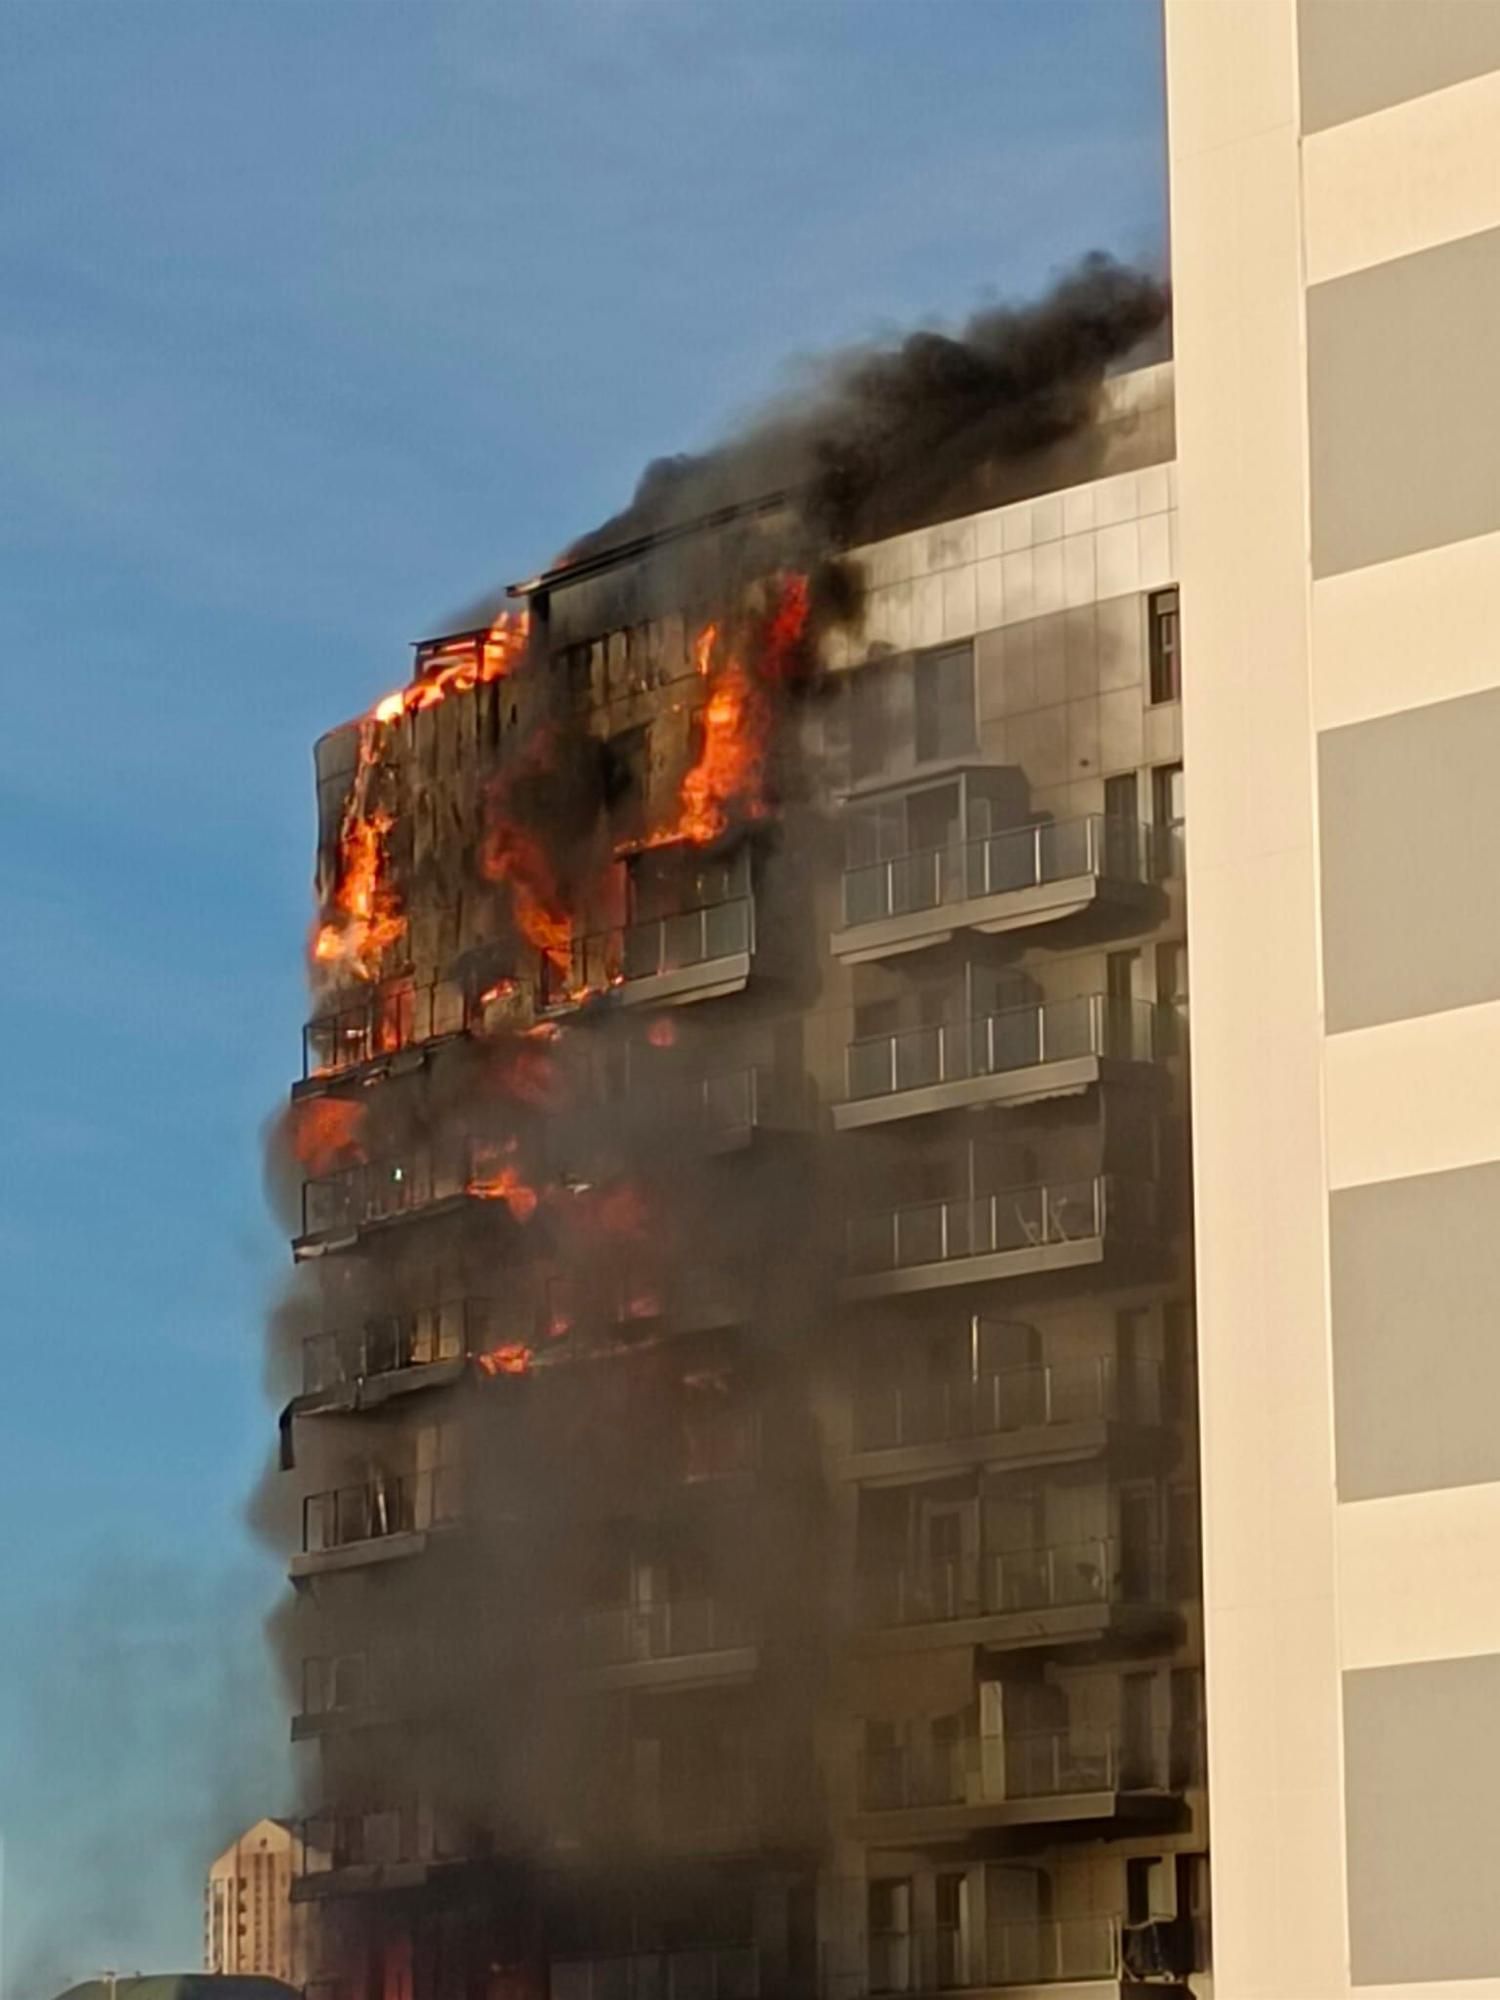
[2,1554,289,2000]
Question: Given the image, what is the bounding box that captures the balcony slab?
[842,1236,1106,1303]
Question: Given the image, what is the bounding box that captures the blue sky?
[0,1,1163,1985]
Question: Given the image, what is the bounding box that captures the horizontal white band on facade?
[1324,1000,1500,1192]
[1312,527,1500,733]
[1339,1484,1500,1672]
[1303,64,1500,287]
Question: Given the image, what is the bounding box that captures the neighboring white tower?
[204,1819,307,1988]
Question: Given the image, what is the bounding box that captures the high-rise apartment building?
[1165,2,1500,1994]
[205,1819,310,1988]
[275,343,1210,2000]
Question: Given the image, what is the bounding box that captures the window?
[1152,762,1185,831]
[1148,588,1181,704]
[1103,771,1138,823]
[851,660,904,782]
[1156,941,1188,1008]
[915,642,977,763]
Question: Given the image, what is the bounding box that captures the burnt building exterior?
[274,347,1206,2000]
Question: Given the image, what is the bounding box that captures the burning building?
[267,259,1206,2000]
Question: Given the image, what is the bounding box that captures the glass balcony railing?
[862,1537,1161,1629]
[550,898,755,1005]
[302,1298,503,1395]
[852,1355,1162,1452]
[847,1176,1154,1278]
[577,1597,756,1670]
[845,996,1164,1103]
[300,1152,457,1240]
[298,1801,463,1875]
[550,1947,760,2000]
[301,1466,460,1554]
[842,815,1160,930]
[860,1725,1154,1814]
[302,978,472,1080]
[863,1917,1123,1994]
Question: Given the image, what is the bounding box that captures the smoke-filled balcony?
[860,1537,1169,1653]
[290,1464,460,1577]
[833,779,1164,965]
[294,1141,532,1254]
[550,1947,761,2000]
[575,1596,759,1692]
[854,1725,1175,1839]
[844,1174,1156,1300]
[293,1800,463,1898]
[299,976,476,1089]
[298,1297,508,1410]
[844,1915,1167,1997]
[836,996,1167,1131]
[850,1352,1162,1478]
[546,847,757,1010]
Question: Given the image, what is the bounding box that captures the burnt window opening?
[605,725,652,847]
[1148,587,1181,705]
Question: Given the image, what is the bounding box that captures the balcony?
[854,1916,1151,1995]
[298,1298,502,1410]
[854,1727,1174,1839]
[575,1597,759,1691]
[850,1356,1161,1480]
[843,1177,1155,1301]
[547,895,757,1012]
[833,816,1163,965]
[294,1142,529,1255]
[290,1466,459,1579]
[293,1802,460,1898]
[299,977,473,1090]
[666,1062,810,1150]
[836,998,1165,1132]
[860,1539,1170,1654]
[550,1947,760,2000]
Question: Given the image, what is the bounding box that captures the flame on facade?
[290,1096,367,1174]
[475,1342,534,1378]
[466,1144,541,1222]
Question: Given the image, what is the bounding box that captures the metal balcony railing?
[301,1466,460,1554]
[862,1917,1122,1994]
[845,995,1163,1102]
[863,1536,1160,1628]
[302,1297,501,1394]
[302,978,471,1080]
[847,1175,1154,1277]
[300,1650,374,1720]
[842,815,1159,929]
[550,1946,761,2000]
[578,1597,756,1670]
[298,1804,420,1874]
[852,1355,1162,1452]
[860,1726,1155,1814]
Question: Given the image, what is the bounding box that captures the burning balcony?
[299,976,477,1089]
[295,1142,528,1254]
[550,1946,761,2000]
[844,1175,1156,1300]
[834,781,1163,966]
[852,1915,1164,1996]
[546,847,758,1010]
[291,1464,460,1578]
[299,1298,507,1406]
[854,1725,1175,1839]
[850,1353,1162,1475]
[836,996,1167,1131]
[575,1597,759,1692]
[860,1536,1168,1654]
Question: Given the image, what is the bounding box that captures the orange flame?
[466,1143,540,1221]
[372,611,529,726]
[290,1097,366,1175]
[479,815,574,979]
[312,722,407,982]
[638,576,809,851]
[476,1342,534,1377]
